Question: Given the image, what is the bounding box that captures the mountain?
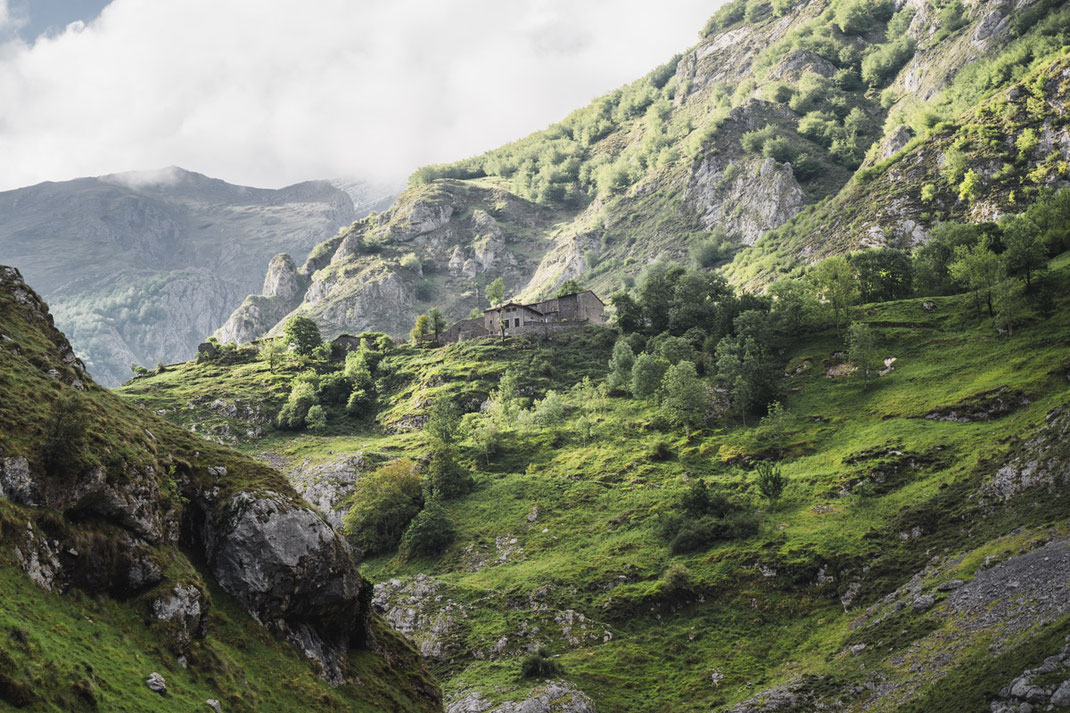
[216,0,1070,347]
[0,166,395,386]
[0,265,440,711]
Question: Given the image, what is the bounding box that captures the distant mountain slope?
[0,166,393,385]
[216,0,1070,345]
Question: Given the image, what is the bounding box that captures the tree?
[848,248,913,303]
[606,339,636,393]
[993,280,1030,336]
[425,394,461,446]
[714,335,772,425]
[660,361,707,437]
[400,499,455,559]
[610,292,644,333]
[485,277,506,306]
[428,307,448,344]
[258,337,288,373]
[410,313,431,344]
[755,461,786,510]
[425,447,473,500]
[631,353,669,401]
[282,316,322,357]
[768,278,818,334]
[811,257,859,337]
[342,459,424,557]
[847,323,879,390]
[555,279,584,297]
[44,391,89,475]
[1000,215,1047,290]
[949,243,1004,317]
[638,263,685,334]
[533,390,567,427]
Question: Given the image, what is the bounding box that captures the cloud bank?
[0,0,716,191]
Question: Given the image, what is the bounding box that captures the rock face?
[202,489,365,683]
[288,454,371,529]
[0,167,372,385]
[373,574,469,660]
[983,407,1070,502]
[214,252,305,345]
[446,682,597,713]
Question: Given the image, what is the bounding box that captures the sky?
[0,0,717,191]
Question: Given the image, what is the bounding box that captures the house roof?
[483,301,545,315]
[483,290,604,313]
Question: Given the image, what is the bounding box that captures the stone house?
[435,290,605,344]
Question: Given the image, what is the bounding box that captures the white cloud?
[0,0,718,191]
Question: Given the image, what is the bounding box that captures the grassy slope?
[120,254,1070,711]
[0,271,439,713]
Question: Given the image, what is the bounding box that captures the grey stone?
[146,672,167,695]
[1051,679,1070,706]
[912,595,936,613]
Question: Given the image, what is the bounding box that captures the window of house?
[514,318,520,327]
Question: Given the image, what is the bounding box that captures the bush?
[346,387,374,417]
[833,0,894,34]
[861,37,916,87]
[44,391,90,475]
[316,371,351,405]
[277,381,317,429]
[521,648,561,679]
[649,439,674,461]
[755,461,786,508]
[669,512,759,554]
[343,459,424,557]
[306,404,328,431]
[663,563,694,593]
[400,500,454,558]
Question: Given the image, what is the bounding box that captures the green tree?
[343,459,424,557]
[610,292,644,333]
[425,394,461,446]
[258,337,288,373]
[533,390,567,427]
[993,280,1030,336]
[847,322,879,390]
[755,461,786,510]
[555,279,584,297]
[282,316,322,357]
[607,339,636,392]
[428,307,448,344]
[425,447,473,500]
[848,248,913,303]
[410,313,431,344]
[660,361,707,437]
[810,256,859,337]
[958,169,981,202]
[631,353,669,401]
[1000,215,1047,289]
[400,499,455,559]
[768,278,817,334]
[714,335,771,425]
[44,391,90,475]
[949,243,1004,317]
[485,277,506,306]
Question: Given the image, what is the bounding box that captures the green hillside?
[119,227,1070,711]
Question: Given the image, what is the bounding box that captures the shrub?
[316,371,351,405]
[833,0,894,34]
[755,461,786,508]
[277,381,317,430]
[44,391,90,475]
[400,500,455,558]
[521,648,561,679]
[343,459,424,557]
[649,439,674,462]
[306,404,328,431]
[346,387,374,417]
[861,37,916,87]
[663,563,694,593]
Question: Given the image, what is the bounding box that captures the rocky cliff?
[0,265,440,711]
[217,0,1065,343]
[0,167,393,386]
